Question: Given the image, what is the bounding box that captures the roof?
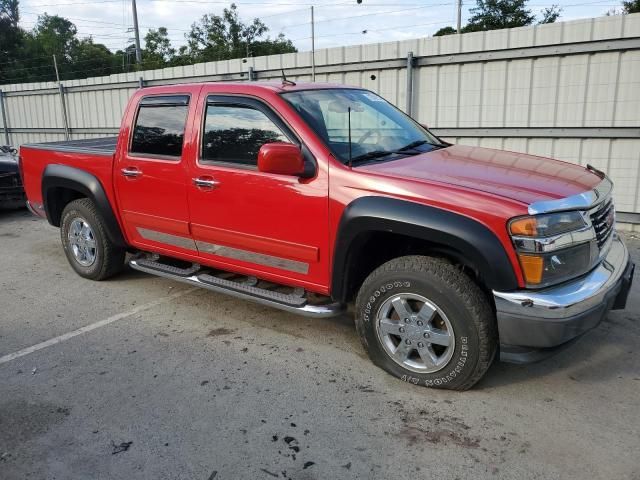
[138,81,361,95]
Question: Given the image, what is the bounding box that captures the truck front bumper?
[493,235,634,363]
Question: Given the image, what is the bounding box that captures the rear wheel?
[355,255,497,391]
[60,198,125,280]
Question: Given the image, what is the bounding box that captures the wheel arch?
[42,164,126,248]
[331,196,518,303]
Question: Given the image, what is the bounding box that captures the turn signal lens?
[510,212,586,238]
[509,211,592,288]
[510,217,537,236]
[518,254,543,285]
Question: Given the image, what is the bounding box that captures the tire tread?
[355,255,497,391]
[61,198,125,280]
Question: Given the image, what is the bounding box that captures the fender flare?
[331,196,518,302]
[41,164,126,248]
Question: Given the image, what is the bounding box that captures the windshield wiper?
[398,139,445,151]
[350,150,409,164]
[350,139,448,165]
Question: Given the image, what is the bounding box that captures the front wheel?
[60,198,125,280]
[355,256,497,391]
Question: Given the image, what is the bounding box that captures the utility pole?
[132,0,142,64]
[456,0,462,34]
[53,55,70,140]
[52,54,61,84]
[311,6,316,82]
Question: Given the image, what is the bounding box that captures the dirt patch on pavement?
[0,399,71,448]
[399,425,480,448]
[207,327,236,337]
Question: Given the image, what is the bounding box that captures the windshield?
[281,88,444,165]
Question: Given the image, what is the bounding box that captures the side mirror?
[420,123,429,130]
[258,142,305,176]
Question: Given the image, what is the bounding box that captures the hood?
[357,145,602,206]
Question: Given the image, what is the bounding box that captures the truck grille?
[590,198,615,250]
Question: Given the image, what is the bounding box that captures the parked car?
[19,82,634,390]
[0,145,25,209]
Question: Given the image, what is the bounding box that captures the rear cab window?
[130,95,190,159]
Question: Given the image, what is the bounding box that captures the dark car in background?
[0,146,25,210]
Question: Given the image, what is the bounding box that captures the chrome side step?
[135,257,202,277]
[129,257,345,319]
[197,273,307,307]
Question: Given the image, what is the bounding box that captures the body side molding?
[41,164,126,247]
[331,196,518,302]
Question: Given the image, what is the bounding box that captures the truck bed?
[21,137,117,156]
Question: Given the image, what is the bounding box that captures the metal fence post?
[248,66,256,81]
[406,51,414,118]
[0,90,10,145]
[138,76,145,89]
[58,83,71,140]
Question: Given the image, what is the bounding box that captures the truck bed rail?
[21,137,117,156]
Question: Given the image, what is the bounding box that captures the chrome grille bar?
[590,197,615,250]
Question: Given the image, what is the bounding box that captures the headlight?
[510,211,586,237]
[509,212,598,288]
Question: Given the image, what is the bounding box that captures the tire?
[60,198,125,280]
[355,255,497,391]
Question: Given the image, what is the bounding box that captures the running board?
[135,257,202,277]
[129,258,345,319]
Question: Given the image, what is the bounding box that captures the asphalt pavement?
[1,208,639,480]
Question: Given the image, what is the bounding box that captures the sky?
[17,0,624,54]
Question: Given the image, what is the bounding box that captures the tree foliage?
[433,0,561,37]
[183,4,295,63]
[622,0,640,13]
[539,5,562,24]
[467,0,536,30]
[143,27,176,70]
[433,26,457,36]
[1,0,296,85]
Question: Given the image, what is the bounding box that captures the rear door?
[114,92,198,256]
[186,93,330,292]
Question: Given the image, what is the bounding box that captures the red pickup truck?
[19,82,634,390]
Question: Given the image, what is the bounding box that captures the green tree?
[0,0,22,83]
[15,14,117,82]
[433,26,457,36]
[143,27,176,69]
[622,0,640,13]
[467,0,536,30]
[30,13,78,61]
[184,3,296,63]
[433,0,560,36]
[73,38,118,78]
[1,1,297,84]
[539,5,562,24]
[251,33,296,57]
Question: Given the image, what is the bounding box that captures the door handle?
[193,177,220,189]
[121,167,142,178]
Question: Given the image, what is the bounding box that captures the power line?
[287,18,454,42]
[278,4,453,31]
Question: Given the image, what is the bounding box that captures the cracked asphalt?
[1,208,639,479]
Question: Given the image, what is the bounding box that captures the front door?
[186,94,330,292]
[115,92,197,256]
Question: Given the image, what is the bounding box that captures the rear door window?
[130,95,190,159]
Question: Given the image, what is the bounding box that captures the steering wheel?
[356,129,381,145]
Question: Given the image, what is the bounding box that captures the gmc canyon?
[19,82,634,390]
